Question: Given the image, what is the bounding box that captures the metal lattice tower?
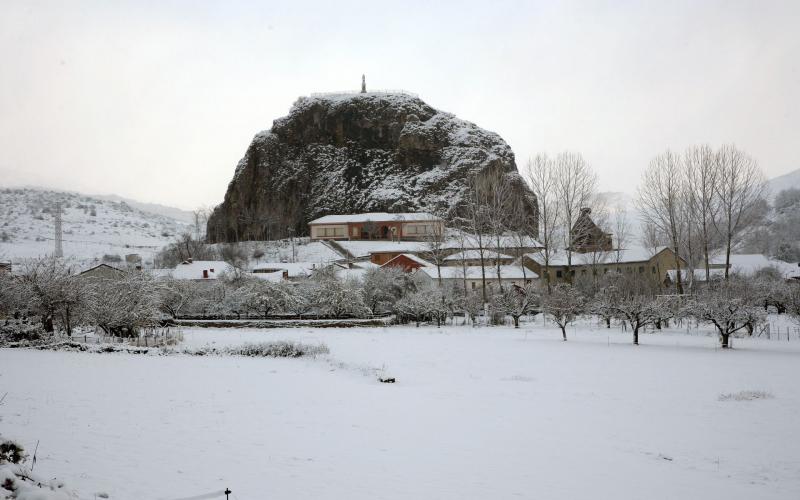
[54,202,63,258]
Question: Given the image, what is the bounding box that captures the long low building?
[523,246,687,285]
[308,212,444,241]
[416,264,538,289]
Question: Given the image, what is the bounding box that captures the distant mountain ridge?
[767,168,800,199]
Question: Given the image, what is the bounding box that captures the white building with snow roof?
[308,212,443,241]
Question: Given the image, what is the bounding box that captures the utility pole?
[224,488,231,500]
[54,202,63,258]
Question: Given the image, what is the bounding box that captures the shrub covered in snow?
[0,434,78,499]
[227,341,330,358]
[186,341,330,358]
[0,323,48,346]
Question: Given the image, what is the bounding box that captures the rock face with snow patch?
[207,92,536,242]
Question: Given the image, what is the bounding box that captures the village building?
[252,262,320,281]
[520,208,686,285]
[442,249,515,267]
[169,259,234,281]
[0,261,11,275]
[308,212,444,241]
[524,246,687,285]
[416,265,537,289]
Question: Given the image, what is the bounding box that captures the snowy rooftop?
[418,265,537,280]
[444,249,514,261]
[252,262,320,278]
[529,246,667,267]
[171,260,234,280]
[309,212,439,225]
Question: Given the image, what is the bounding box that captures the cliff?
[207,92,536,242]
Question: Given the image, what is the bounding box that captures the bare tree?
[423,214,450,289]
[463,174,490,302]
[636,151,686,293]
[525,155,561,290]
[610,201,631,266]
[714,145,767,280]
[683,145,719,281]
[554,152,597,279]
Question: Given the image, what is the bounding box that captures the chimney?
[283,270,289,280]
[187,257,193,264]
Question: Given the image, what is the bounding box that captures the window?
[319,227,345,237]
[556,270,563,278]
[471,282,476,289]
[352,226,358,237]
[405,224,430,235]
[652,266,656,274]
[638,266,644,273]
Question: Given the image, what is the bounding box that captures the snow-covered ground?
[2,323,800,500]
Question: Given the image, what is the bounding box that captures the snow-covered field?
[2,324,800,500]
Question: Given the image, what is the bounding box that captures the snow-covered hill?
[0,188,192,265]
[767,168,800,199]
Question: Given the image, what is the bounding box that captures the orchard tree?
[11,258,76,333]
[601,273,674,345]
[688,279,766,348]
[496,283,540,328]
[541,283,585,341]
[362,267,406,314]
[86,272,160,337]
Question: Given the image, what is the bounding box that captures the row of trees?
[637,144,767,293]
[2,257,798,349]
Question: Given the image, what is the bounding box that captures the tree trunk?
[43,314,54,333]
[513,315,520,328]
[561,325,567,341]
[605,317,611,328]
[721,332,730,348]
[633,325,639,345]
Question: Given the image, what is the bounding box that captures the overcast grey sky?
[1,0,798,209]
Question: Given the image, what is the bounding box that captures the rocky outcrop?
[207,92,537,242]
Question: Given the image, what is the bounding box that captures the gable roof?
[78,263,125,276]
[381,253,433,268]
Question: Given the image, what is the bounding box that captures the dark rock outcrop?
[207,92,537,242]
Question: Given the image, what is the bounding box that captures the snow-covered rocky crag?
[206,92,537,242]
[0,188,192,264]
